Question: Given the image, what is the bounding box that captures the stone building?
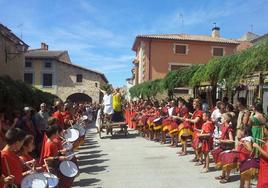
[0,23,29,80]
[25,43,108,103]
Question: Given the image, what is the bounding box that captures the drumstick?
[255,138,265,143]
[3,156,11,176]
[65,153,75,159]
[44,159,50,173]
[3,157,16,187]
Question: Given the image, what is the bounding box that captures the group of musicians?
[0,101,92,188]
[124,97,268,188]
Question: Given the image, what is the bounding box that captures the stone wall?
[0,34,25,80]
[56,62,107,103]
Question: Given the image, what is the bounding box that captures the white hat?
[241,136,253,142]
[24,107,31,111]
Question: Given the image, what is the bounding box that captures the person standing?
[35,103,49,134]
[100,87,114,121]
[112,88,123,122]
[253,124,268,188]
[249,102,266,157]
[236,97,250,143]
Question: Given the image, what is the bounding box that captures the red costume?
[53,111,65,129]
[191,110,204,149]
[0,150,24,187]
[200,121,214,152]
[257,144,268,188]
[211,124,234,168]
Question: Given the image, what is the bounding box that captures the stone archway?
[66,93,92,103]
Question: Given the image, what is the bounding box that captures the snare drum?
[59,160,78,178]
[42,172,59,188]
[64,129,79,142]
[62,142,73,151]
[73,124,86,137]
[21,173,47,188]
[153,117,162,125]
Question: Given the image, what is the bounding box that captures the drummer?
[52,101,65,129]
[161,100,179,144]
[197,112,214,173]
[0,153,14,187]
[62,103,73,129]
[184,98,203,163]
[19,135,44,172]
[171,98,189,148]
[40,126,67,168]
[212,113,235,169]
[0,128,28,187]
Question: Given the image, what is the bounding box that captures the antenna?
[250,24,253,32]
[17,24,23,40]
[179,13,184,33]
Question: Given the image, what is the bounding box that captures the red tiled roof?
[132,33,239,50]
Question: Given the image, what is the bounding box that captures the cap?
[24,107,31,111]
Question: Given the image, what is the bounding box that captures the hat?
[40,103,46,107]
[24,107,31,112]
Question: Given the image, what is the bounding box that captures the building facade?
[25,43,108,103]
[0,23,28,80]
[131,27,239,85]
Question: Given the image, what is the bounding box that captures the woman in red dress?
[184,98,203,163]
[198,112,214,173]
[253,124,268,188]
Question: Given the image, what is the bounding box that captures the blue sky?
[0,0,267,86]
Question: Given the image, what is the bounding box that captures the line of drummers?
[0,101,95,188]
[125,97,268,188]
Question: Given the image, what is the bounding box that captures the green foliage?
[0,76,57,111]
[129,79,163,98]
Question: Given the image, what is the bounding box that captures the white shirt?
[211,108,221,122]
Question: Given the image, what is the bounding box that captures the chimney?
[212,27,220,38]
[41,42,48,50]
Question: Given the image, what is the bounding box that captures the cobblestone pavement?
[73,127,257,188]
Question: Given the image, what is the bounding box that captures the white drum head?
[59,160,78,178]
[73,124,86,136]
[21,173,47,188]
[64,129,79,142]
[153,117,161,122]
[82,115,88,120]
[63,142,73,151]
[42,172,59,188]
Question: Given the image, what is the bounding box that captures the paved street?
[73,126,256,188]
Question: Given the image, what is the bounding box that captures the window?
[43,73,53,87]
[24,73,33,84]
[76,74,83,83]
[25,61,32,68]
[169,64,189,71]
[44,62,52,68]
[170,65,187,71]
[212,47,224,56]
[174,44,188,54]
